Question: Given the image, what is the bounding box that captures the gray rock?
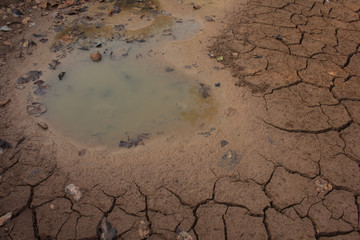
[17,71,42,84]
[0,26,12,32]
[99,217,117,240]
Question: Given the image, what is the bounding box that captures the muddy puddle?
[41,17,217,147]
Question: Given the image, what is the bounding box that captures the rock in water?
[99,217,117,240]
[58,72,66,80]
[91,51,102,62]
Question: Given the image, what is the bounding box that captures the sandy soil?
[0,0,360,239]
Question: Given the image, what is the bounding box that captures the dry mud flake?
[26,102,47,116]
[16,71,42,84]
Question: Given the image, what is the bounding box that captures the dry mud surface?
[1,0,360,239]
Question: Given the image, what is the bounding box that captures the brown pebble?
[193,5,201,10]
[37,122,48,130]
[78,149,86,156]
[90,50,102,62]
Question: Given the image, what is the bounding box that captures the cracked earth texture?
[1,0,360,239]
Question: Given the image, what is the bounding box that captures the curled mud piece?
[26,102,47,117]
[16,70,42,84]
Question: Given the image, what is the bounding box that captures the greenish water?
[42,18,217,147]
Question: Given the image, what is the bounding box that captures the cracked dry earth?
[1,0,360,239]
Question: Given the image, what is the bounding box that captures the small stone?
[12,9,24,16]
[232,52,239,57]
[39,38,48,43]
[17,71,42,84]
[220,140,229,147]
[165,67,174,72]
[215,83,221,87]
[193,5,201,10]
[58,72,65,80]
[0,26,12,32]
[78,149,86,156]
[15,85,25,90]
[49,203,55,210]
[205,16,215,22]
[114,24,125,31]
[29,22,36,27]
[48,59,60,70]
[37,122,48,130]
[0,212,12,227]
[91,51,102,62]
[65,183,82,201]
[22,17,31,24]
[175,230,193,240]
[3,41,11,46]
[315,178,333,193]
[99,217,117,240]
[0,139,12,148]
[22,40,29,48]
[274,34,282,40]
[138,220,151,239]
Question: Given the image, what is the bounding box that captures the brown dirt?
[1,0,360,239]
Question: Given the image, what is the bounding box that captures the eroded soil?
[0,0,360,239]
